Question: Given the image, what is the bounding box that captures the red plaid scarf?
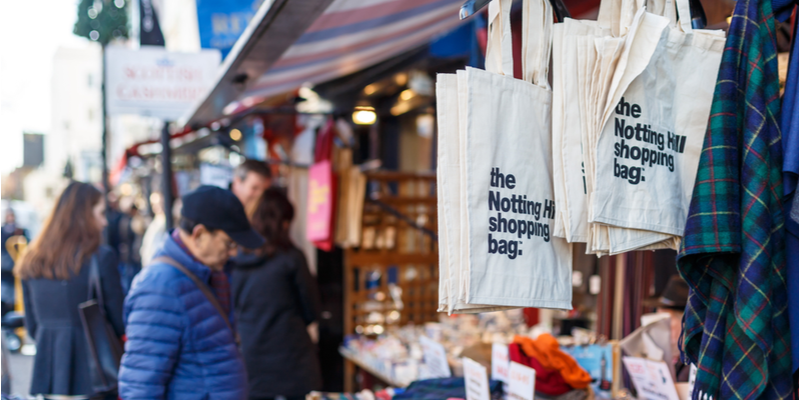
[171,230,231,316]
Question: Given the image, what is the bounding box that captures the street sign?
[105,46,221,120]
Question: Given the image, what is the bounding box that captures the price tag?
[491,343,510,383]
[463,357,491,400]
[507,361,536,400]
[419,335,452,378]
[622,356,680,400]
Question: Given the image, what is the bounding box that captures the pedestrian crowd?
[7,159,323,400]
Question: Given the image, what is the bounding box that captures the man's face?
[191,227,238,271]
[232,172,270,212]
[5,211,15,225]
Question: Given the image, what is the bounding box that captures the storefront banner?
[105,46,220,120]
[196,0,263,59]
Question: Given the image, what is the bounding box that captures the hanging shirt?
[676,0,794,398]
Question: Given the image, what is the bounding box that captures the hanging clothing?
[780,14,799,375]
[676,0,793,397]
[513,335,591,390]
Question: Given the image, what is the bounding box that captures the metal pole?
[161,121,174,231]
[101,44,111,241]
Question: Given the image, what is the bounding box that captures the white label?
[491,343,510,383]
[590,275,602,294]
[623,357,680,400]
[463,357,491,400]
[688,364,697,392]
[419,335,451,378]
[199,163,233,188]
[507,361,536,400]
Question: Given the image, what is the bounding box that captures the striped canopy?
[242,0,467,100]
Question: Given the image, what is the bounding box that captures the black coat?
[22,246,124,396]
[231,247,323,398]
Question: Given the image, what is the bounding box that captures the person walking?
[231,159,272,216]
[118,185,264,400]
[232,188,322,400]
[2,208,29,311]
[15,182,124,400]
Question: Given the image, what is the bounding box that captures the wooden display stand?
[343,171,439,391]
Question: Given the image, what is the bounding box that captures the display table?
[339,346,410,388]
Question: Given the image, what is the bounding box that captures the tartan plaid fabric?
[676,0,793,398]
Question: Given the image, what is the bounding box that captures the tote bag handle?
[522,0,553,88]
[485,0,514,76]
[486,0,553,88]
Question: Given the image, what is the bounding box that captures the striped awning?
[241,0,467,100]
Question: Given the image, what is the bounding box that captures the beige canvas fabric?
[436,0,573,313]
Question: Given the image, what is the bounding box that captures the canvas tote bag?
[454,0,573,310]
[589,0,725,244]
[437,38,518,314]
[552,0,657,249]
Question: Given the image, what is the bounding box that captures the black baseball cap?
[181,185,265,249]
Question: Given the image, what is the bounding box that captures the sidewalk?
[7,353,32,398]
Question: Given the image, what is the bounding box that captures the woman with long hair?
[232,187,322,400]
[15,181,124,399]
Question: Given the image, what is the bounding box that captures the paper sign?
[623,357,680,400]
[491,343,510,383]
[463,357,491,400]
[507,361,536,400]
[419,335,451,378]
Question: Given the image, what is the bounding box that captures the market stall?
[105,0,797,397]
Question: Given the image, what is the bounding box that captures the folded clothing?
[534,389,589,400]
[393,377,503,400]
[509,343,573,396]
[514,334,592,389]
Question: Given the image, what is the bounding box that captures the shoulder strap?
[152,256,236,337]
[88,254,104,309]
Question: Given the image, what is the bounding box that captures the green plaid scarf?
[677,0,793,398]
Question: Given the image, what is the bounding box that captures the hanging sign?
[491,343,510,383]
[105,46,221,120]
[196,0,264,59]
[508,361,536,400]
[463,357,491,400]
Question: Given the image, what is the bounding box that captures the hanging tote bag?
[307,119,338,251]
[78,255,124,394]
[589,0,725,242]
[460,0,573,310]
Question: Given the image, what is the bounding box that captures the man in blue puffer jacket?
[119,186,265,399]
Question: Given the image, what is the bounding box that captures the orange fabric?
[513,334,592,389]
